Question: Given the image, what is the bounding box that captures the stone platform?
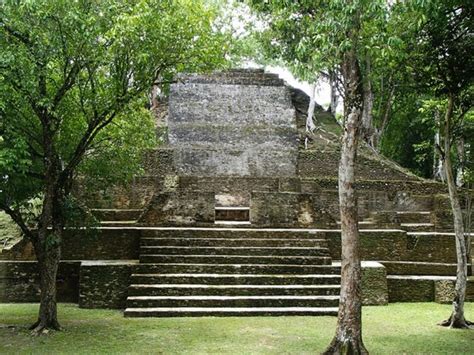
[2,69,473,315]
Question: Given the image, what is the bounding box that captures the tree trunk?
[373,84,394,151]
[361,57,374,147]
[30,126,64,334]
[456,136,465,187]
[324,48,368,354]
[31,235,61,333]
[439,94,472,329]
[328,69,339,116]
[305,82,318,149]
[433,110,446,182]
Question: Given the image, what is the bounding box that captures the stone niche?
[168,71,299,178]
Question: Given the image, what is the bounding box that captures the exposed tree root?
[29,319,61,335]
[439,314,474,329]
[323,337,369,355]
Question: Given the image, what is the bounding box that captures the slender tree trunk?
[328,69,339,116]
[373,84,394,151]
[305,81,318,149]
[324,47,368,354]
[361,57,374,147]
[433,110,446,182]
[439,94,472,329]
[456,136,465,187]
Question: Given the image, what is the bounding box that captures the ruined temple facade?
[137,69,447,229]
[1,69,472,315]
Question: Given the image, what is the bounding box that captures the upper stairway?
[124,228,340,317]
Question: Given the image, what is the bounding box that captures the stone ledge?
[387,275,474,303]
[333,261,388,306]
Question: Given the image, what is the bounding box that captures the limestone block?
[361,261,388,305]
[250,192,335,227]
[387,276,434,302]
[79,261,137,309]
[434,279,456,304]
[139,191,215,226]
[0,261,80,303]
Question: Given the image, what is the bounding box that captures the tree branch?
[0,203,35,241]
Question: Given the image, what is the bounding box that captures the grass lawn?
[0,303,473,354]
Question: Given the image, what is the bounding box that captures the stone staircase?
[356,210,436,232]
[124,228,340,317]
[91,208,142,227]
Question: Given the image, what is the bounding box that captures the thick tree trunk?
[324,48,368,354]
[31,236,61,333]
[439,95,472,329]
[30,125,64,334]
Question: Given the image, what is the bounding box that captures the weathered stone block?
[167,74,298,178]
[79,261,137,309]
[434,279,456,304]
[62,228,140,260]
[250,192,335,227]
[387,276,434,302]
[139,191,215,226]
[0,261,80,303]
[361,261,388,305]
[325,230,407,261]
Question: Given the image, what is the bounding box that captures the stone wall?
[250,192,336,227]
[361,262,388,305]
[167,71,298,177]
[61,228,140,260]
[138,191,215,226]
[325,230,468,264]
[79,261,137,309]
[0,261,80,303]
[387,276,474,302]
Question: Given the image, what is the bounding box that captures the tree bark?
[433,110,446,182]
[373,84,394,151]
[324,48,368,354]
[30,123,64,334]
[305,81,318,149]
[328,69,339,116]
[439,94,473,329]
[361,57,374,147]
[30,235,61,333]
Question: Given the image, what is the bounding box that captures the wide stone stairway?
[124,228,341,317]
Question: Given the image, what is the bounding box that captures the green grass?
[0,303,473,354]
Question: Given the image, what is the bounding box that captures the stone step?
[215,207,249,222]
[380,261,466,276]
[214,221,252,226]
[140,237,328,248]
[100,220,137,227]
[130,273,341,285]
[128,284,341,297]
[396,211,432,224]
[139,255,332,265]
[124,306,339,317]
[126,295,340,308]
[139,228,326,240]
[400,223,435,232]
[139,246,330,257]
[91,208,142,221]
[135,263,341,275]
